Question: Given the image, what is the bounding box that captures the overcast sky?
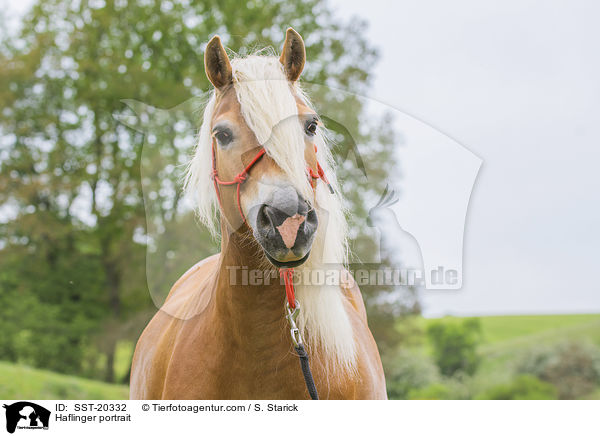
[329,0,600,316]
[5,0,599,317]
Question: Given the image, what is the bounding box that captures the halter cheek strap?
[308,144,334,194]
[211,140,266,225]
[308,162,334,194]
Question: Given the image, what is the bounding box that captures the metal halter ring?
[285,300,303,347]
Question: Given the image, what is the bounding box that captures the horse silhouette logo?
[2,402,50,434]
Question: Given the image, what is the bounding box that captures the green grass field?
[0,361,128,400]
[1,313,599,399]
[424,313,600,347]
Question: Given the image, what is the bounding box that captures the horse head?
[190,28,333,268]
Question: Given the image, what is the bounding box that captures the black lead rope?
[295,344,319,400]
[285,300,319,400]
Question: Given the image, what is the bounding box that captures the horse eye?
[214,129,233,146]
[305,120,318,136]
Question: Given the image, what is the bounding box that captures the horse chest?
[161,317,319,399]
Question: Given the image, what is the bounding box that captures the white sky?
[330,0,600,316]
[4,0,600,317]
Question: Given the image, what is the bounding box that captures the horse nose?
[259,206,303,249]
[255,189,318,258]
[257,203,317,248]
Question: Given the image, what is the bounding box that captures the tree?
[0,0,404,381]
[426,318,482,377]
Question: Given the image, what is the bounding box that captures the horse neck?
[212,223,287,343]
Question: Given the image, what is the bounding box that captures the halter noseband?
[210,139,332,226]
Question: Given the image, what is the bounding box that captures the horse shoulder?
[130,254,220,399]
[160,253,220,320]
[339,270,368,322]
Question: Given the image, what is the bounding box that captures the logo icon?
[2,402,50,434]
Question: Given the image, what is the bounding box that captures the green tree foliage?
[384,348,440,399]
[0,0,404,381]
[0,238,107,373]
[426,318,482,377]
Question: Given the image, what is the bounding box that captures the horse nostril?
[297,199,310,216]
[257,205,274,230]
[257,204,291,230]
[256,204,278,229]
[305,207,318,229]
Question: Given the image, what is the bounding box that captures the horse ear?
[279,27,305,82]
[204,35,232,89]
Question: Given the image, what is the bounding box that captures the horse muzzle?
[251,186,318,267]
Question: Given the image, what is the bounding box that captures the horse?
[130,28,387,400]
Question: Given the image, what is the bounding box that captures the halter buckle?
[285,300,303,347]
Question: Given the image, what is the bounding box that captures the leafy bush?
[426,318,482,377]
[516,341,600,399]
[384,349,440,399]
[477,375,557,400]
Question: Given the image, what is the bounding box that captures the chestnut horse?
[130,28,387,399]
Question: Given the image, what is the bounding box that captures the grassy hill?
[0,361,128,399]
[423,313,600,347]
[417,313,600,399]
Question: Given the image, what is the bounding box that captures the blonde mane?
[184,54,356,371]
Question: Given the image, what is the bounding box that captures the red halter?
[211,142,267,225]
[211,140,332,224]
[211,139,332,308]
